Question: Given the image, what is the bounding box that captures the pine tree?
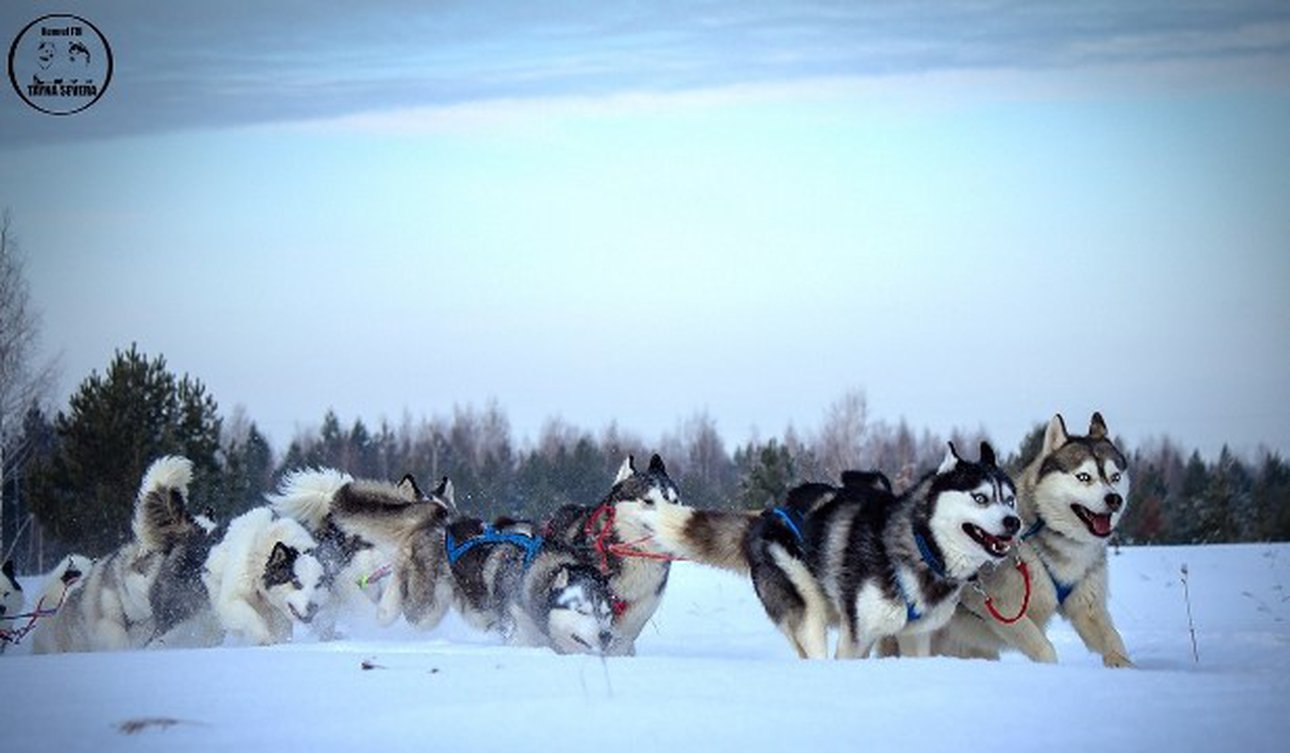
[26,345,224,554]
[735,439,795,509]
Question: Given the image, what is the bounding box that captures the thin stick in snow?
[1181,564,1199,664]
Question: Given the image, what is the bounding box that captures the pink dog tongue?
[1092,514,1112,536]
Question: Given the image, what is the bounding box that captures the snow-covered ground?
[4,543,1288,752]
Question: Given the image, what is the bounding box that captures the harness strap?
[1018,518,1076,604]
[0,581,74,646]
[770,507,805,545]
[980,559,1032,624]
[445,526,544,570]
[913,530,948,579]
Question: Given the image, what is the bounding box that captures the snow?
[4,543,1289,752]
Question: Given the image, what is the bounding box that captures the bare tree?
[0,210,58,559]
[813,389,870,479]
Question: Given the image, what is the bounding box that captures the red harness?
[580,502,683,622]
[0,581,74,647]
[980,558,1032,625]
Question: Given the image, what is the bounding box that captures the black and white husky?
[626,443,1020,659]
[269,469,456,631]
[543,454,683,656]
[932,413,1134,667]
[201,507,328,646]
[445,516,616,654]
[33,456,205,653]
[0,560,24,649]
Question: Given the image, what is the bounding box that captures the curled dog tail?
[268,468,353,531]
[649,504,756,575]
[133,455,196,552]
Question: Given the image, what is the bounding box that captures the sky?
[2,1,1288,459]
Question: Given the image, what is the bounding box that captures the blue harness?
[1020,518,1076,605]
[445,525,544,570]
[770,506,806,545]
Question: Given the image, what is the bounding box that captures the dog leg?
[987,616,1058,663]
[217,599,274,645]
[896,632,931,658]
[376,569,404,626]
[1065,599,1133,668]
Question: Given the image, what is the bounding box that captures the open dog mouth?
[1072,504,1114,538]
[962,523,1012,558]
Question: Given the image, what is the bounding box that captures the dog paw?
[1103,652,1134,668]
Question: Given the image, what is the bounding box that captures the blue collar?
[445,525,544,570]
[913,529,947,580]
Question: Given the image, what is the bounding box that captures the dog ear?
[1088,412,1108,439]
[979,441,997,467]
[267,541,295,571]
[938,443,961,475]
[1043,414,1069,454]
[614,455,636,484]
[552,567,569,591]
[648,454,667,475]
[397,473,424,500]
[2,559,14,580]
[434,476,456,508]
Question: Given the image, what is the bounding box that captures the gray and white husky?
[932,413,1133,667]
[33,456,204,653]
[543,454,683,656]
[0,559,24,649]
[445,516,616,654]
[626,443,1020,659]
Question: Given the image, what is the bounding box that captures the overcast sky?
[2,1,1288,459]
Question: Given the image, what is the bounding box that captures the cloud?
[2,1,1287,148]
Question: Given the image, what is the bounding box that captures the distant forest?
[3,345,1288,572]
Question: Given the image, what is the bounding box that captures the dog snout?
[1003,515,1020,535]
[1104,493,1123,512]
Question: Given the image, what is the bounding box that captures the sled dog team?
[4,412,1132,667]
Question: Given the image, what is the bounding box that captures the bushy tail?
[268,468,353,531]
[649,504,756,575]
[133,455,196,552]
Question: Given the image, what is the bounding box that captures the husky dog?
[146,506,225,648]
[445,516,616,654]
[544,454,683,656]
[269,468,456,631]
[202,507,327,645]
[628,443,1019,659]
[0,560,24,649]
[35,554,94,612]
[33,457,202,654]
[1,560,22,624]
[933,413,1133,667]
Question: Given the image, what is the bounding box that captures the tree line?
[3,346,1289,573]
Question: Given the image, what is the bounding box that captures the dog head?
[397,473,456,511]
[1032,412,1130,541]
[262,540,327,627]
[544,564,615,655]
[924,442,1021,577]
[1,559,23,621]
[604,454,683,539]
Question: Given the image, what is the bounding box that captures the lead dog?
[932,413,1133,667]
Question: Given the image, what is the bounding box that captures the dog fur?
[544,454,683,656]
[628,444,1020,659]
[32,456,201,653]
[931,413,1134,667]
[446,516,616,654]
[268,468,455,631]
[202,506,327,646]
